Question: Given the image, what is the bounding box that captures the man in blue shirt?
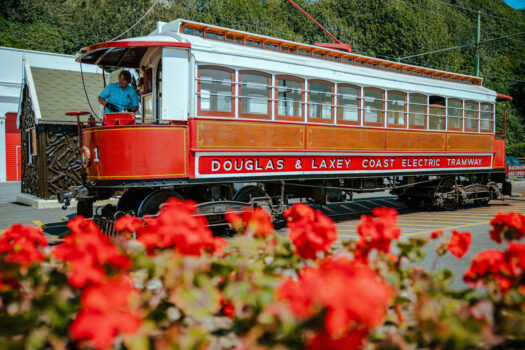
[98,70,139,113]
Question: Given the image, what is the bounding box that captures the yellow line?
[33,220,45,229]
[401,220,490,238]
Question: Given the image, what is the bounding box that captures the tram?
[60,19,512,226]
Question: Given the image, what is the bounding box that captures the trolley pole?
[474,11,481,77]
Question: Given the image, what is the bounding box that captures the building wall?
[0,46,100,182]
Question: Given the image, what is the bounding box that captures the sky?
[504,0,525,9]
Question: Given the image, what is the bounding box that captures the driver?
[98,70,139,113]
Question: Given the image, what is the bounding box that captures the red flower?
[70,276,141,350]
[463,250,512,291]
[308,329,367,350]
[225,207,274,238]
[489,211,525,243]
[114,216,143,233]
[277,266,321,319]
[53,216,131,288]
[278,257,393,338]
[506,241,525,276]
[356,207,401,258]
[430,230,444,240]
[0,224,48,267]
[447,231,472,258]
[284,204,337,260]
[136,198,227,256]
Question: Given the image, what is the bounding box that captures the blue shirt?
[99,83,139,112]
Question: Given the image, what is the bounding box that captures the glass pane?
[278,79,302,117]
[241,74,268,115]
[364,89,383,123]
[200,69,232,112]
[447,99,462,129]
[429,106,444,130]
[480,103,493,130]
[309,82,332,119]
[388,91,405,125]
[409,95,426,127]
[338,86,359,122]
[465,101,478,130]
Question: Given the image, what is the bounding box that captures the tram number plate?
[213,204,227,213]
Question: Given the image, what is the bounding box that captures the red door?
[5,112,21,181]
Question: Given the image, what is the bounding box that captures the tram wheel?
[474,198,490,207]
[117,188,153,215]
[137,190,181,217]
[232,185,266,202]
[437,177,458,211]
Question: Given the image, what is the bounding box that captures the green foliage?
[507,142,525,157]
[1,0,524,143]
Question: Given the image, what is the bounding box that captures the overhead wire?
[110,0,160,41]
[427,0,525,26]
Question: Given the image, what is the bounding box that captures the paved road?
[1,181,525,287]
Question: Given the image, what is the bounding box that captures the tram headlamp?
[81,146,92,167]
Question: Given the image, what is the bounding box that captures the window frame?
[447,98,463,131]
[274,74,305,122]
[387,90,407,128]
[197,65,235,118]
[237,70,272,120]
[464,100,479,132]
[428,104,446,131]
[363,87,385,127]
[307,79,334,124]
[336,83,361,126]
[479,102,494,132]
[408,93,427,130]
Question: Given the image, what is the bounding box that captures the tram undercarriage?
[59,172,510,234]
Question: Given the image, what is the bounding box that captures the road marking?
[401,220,491,238]
[33,220,45,229]
[351,201,374,210]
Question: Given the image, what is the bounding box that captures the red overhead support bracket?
[285,0,343,44]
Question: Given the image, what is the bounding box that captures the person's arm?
[98,96,107,108]
[99,85,110,108]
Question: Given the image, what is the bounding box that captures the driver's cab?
[76,33,191,126]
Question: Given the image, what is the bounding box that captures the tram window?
[239,72,271,119]
[447,99,463,130]
[480,103,493,131]
[409,94,426,129]
[428,96,445,130]
[364,88,384,126]
[465,101,479,131]
[198,67,234,116]
[276,76,303,120]
[387,91,406,126]
[429,105,445,130]
[337,85,360,125]
[308,80,333,122]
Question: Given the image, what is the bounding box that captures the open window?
[428,96,445,130]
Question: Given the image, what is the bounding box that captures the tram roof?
[76,19,503,101]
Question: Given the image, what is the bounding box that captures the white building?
[0,46,100,182]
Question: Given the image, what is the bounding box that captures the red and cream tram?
[62,19,512,224]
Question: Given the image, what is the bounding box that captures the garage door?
[5,112,21,181]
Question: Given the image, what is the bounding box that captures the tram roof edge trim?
[76,40,191,67]
[175,18,483,87]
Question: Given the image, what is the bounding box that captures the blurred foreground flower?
[0,224,48,267]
